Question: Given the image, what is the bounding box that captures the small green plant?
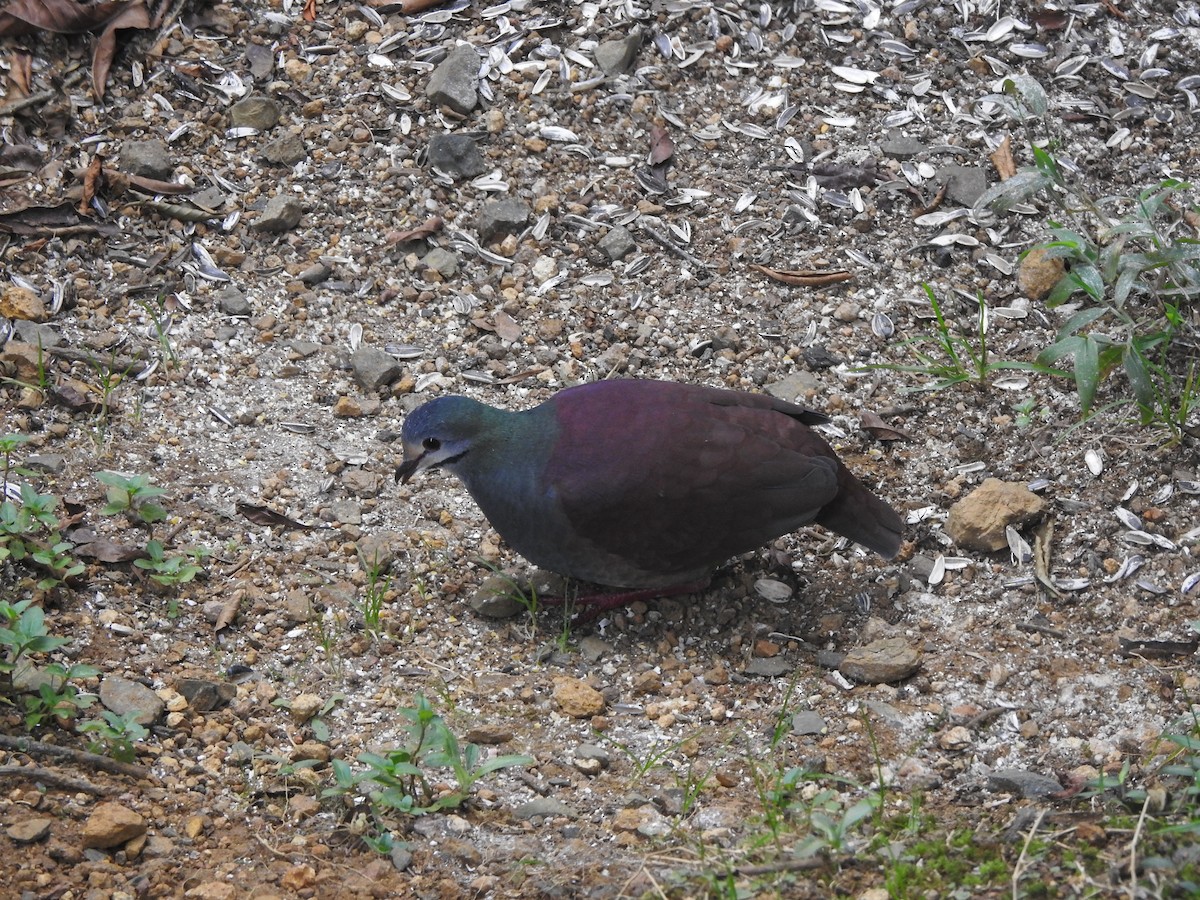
[1,598,99,729]
[20,662,100,729]
[973,74,1199,435]
[1,598,68,676]
[1013,396,1051,429]
[357,549,390,638]
[326,693,532,844]
[604,730,700,781]
[134,540,207,587]
[863,285,1053,391]
[97,471,168,526]
[272,693,345,743]
[0,433,35,489]
[0,486,85,591]
[78,709,148,762]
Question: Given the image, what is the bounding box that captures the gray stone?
[12,320,61,347]
[121,139,173,180]
[426,45,481,115]
[938,163,989,206]
[469,575,528,618]
[745,657,792,678]
[7,817,52,843]
[230,96,281,130]
[575,743,611,767]
[477,198,531,243]
[578,636,612,662]
[99,674,165,726]
[283,590,314,623]
[791,710,827,736]
[513,797,579,821]
[880,135,927,159]
[987,768,1063,799]
[23,454,65,473]
[428,133,487,178]
[253,195,303,232]
[595,29,644,75]
[422,247,459,277]
[357,531,403,572]
[598,225,636,261]
[350,346,401,391]
[175,677,236,712]
[297,263,331,285]
[290,340,322,358]
[245,43,274,81]
[864,699,911,728]
[390,844,413,871]
[216,287,252,317]
[259,132,307,166]
[329,499,361,525]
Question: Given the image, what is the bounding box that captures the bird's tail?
[816,470,904,558]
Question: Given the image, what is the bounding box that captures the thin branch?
[0,733,151,780]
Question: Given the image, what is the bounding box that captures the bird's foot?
[540,578,711,622]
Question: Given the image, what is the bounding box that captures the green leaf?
[1070,263,1105,302]
[1044,274,1079,308]
[473,754,535,777]
[1005,74,1048,116]
[1037,335,1085,367]
[312,717,330,742]
[1075,335,1101,415]
[1057,306,1108,338]
[1123,346,1156,408]
[973,169,1050,217]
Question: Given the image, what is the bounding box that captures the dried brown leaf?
[79,154,104,215]
[648,125,674,167]
[749,263,853,287]
[859,411,911,442]
[92,3,150,100]
[214,592,241,632]
[236,501,313,531]
[493,309,522,343]
[73,536,145,563]
[990,134,1016,180]
[386,215,443,245]
[0,0,134,36]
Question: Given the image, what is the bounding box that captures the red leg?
[538,578,712,621]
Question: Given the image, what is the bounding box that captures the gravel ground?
[2,0,1200,897]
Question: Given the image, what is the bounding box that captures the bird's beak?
[395,455,422,483]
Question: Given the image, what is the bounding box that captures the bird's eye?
[423,437,440,451]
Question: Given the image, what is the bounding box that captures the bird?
[396,379,902,611]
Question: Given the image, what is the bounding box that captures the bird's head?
[395,396,487,483]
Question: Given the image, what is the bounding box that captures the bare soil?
[2,1,1199,898]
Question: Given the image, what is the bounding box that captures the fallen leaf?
[386,215,443,245]
[79,154,104,215]
[214,591,242,632]
[859,411,911,442]
[0,0,134,36]
[493,309,522,342]
[990,134,1016,180]
[648,125,674,168]
[73,536,145,563]
[749,263,852,287]
[92,3,151,100]
[236,502,313,531]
